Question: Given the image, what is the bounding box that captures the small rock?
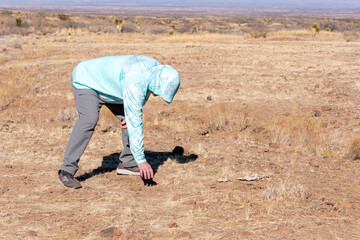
[238,174,269,181]
[114,229,122,236]
[168,222,178,228]
[217,178,229,182]
[269,143,279,149]
[313,109,321,117]
[101,125,117,133]
[341,202,353,208]
[99,227,116,237]
[321,105,332,111]
[253,126,264,133]
[207,95,212,100]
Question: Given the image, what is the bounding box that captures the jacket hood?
[148,65,181,103]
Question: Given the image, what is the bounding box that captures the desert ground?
[1,9,360,240]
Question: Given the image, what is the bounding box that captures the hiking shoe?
[58,170,82,189]
[116,163,140,176]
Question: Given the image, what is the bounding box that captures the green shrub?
[312,23,320,33]
[326,25,333,32]
[15,18,22,27]
[114,19,123,25]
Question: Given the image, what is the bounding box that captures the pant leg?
[60,87,104,175]
[105,103,137,167]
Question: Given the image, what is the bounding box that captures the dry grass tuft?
[196,103,229,135]
[55,107,78,121]
[322,148,337,159]
[347,135,360,160]
[269,115,324,152]
[343,31,358,42]
[263,183,309,201]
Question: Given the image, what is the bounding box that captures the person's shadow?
[76,148,198,186]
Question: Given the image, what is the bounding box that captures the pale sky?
[1,0,360,9]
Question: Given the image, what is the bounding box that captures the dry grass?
[347,135,360,160]
[263,183,308,201]
[268,115,325,153]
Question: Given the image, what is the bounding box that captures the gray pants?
[60,86,136,175]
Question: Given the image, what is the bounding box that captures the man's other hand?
[120,119,127,129]
[138,162,154,179]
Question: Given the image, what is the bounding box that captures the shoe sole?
[116,168,140,176]
[58,177,82,189]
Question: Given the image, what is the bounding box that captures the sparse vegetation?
[312,23,321,37]
[347,135,360,160]
[0,10,358,37]
[1,8,360,240]
[58,13,69,21]
[15,17,22,27]
[343,31,358,42]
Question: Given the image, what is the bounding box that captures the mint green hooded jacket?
[72,55,181,164]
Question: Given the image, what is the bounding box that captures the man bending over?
[58,55,181,189]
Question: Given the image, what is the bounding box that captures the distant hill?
[1,0,360,9]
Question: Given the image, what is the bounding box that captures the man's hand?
[120,119,127,129]
[138,162,154,179]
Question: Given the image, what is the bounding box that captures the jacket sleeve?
[123,84,147,165]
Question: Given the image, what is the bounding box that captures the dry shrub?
[263,183,308,201]
[0,82,19,107]
[55,107,78,121]
[269,115,324,152]
[146,101,230,135]
[122,23,137,33]
[322,148,337,159]
[150,26,168,34]
[5,39,21,49]
[347,135,360,160]
[250,28,268,38]
[196,103,229,135]
[343,31,358,42]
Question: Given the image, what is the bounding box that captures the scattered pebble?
[238,174,269,181]
[99,227,117,237]
[168,222,178,228]
[269,143,279,149]
[114,229,122,236]
[321,105,332,111]
[217,178,229,182]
